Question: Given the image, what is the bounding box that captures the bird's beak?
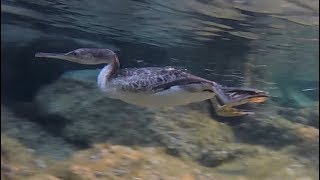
[35,52,67,59]
[35,52,79,63]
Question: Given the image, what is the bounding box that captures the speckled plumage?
[107,67,215,93]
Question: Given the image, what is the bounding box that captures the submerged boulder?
[1,105,77,159]
[1,132,317,180]
[278,102,319,128]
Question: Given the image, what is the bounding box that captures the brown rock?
[295,127,319,142]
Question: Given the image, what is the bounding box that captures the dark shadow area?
[231,118,301,150]
[207,99,304,150]
[1,40,78,103]
[4,101,90,149]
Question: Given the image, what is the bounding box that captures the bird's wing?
[111,67,213,93]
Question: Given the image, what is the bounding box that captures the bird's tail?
[209,85,268,117]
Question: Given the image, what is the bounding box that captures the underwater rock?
[297,103,319,128]
[278,102,319,128]
[292,126,319,170]
[295,127,319,142]
[1,135,212,180]
[233,111,318,147]
[150,107,261,167]
[66,143,213,180]
[233,111,319,172]
[2,134,317,180]
[1,134,55,180]
[198,148,243,167]
[35,76,156,147]
[1,105,77,159]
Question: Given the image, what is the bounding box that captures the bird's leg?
[210,84,254,117]
[210,96,254,117]
[211,84,242,107]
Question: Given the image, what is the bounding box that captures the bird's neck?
[107,56,120,79]
[97,56,120,89]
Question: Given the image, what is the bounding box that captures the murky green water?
[1,0,319,179]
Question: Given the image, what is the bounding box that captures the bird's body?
[98,66,215,107]
[35,48,268,117]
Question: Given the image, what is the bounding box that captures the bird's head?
[35,48,118,65]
